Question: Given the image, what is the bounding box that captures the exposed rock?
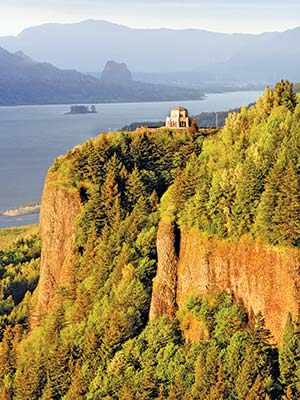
[31,176,82,325]
[33,168,300,344]
[151,223,300,344]
[149,220,178,319]
[101,60,133,84]
[0,47,203,105]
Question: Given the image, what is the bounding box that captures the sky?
[1,0,300,36]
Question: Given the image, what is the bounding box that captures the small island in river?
[65,105,97,115]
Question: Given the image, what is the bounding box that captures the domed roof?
[172,106,188,112]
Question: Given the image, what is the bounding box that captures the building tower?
[165,107,191,129]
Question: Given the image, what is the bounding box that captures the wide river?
[0,91,262,228]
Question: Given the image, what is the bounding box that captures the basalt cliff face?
[31,176,82,325]
[33,175,300,343]
[149,221,178,320]
[150,220,300,344]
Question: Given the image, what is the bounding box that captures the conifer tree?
[209,360,226,400]
[279,313,299,388]
[64,362,86,400]
[207,174,228,237]
[261,85,275,116]
[273,80,297,111]
[272,162,300,246]
[100,170,122,228]
[179,164,210,230]
[167,376,185,400]
[126,167,146,211]
[246,376,267,400]
[236,346,258,400]
[232,158,263,237]
[191,351,209,399]
[254,160,284,243]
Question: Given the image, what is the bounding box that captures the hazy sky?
[1,0,300,36]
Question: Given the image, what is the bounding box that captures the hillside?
[1,81,300,398]
[0,47,203,106]
[0,46,103,105]
[200,26,300,83]
[0,19,277,73]
[3,20,300,85]
[2,20,300,85]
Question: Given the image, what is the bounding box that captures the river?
[0,91,262,228]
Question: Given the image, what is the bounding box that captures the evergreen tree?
[272,162,300,246]
[232,158,263,237]
[261,85,275,116]
[207,174,228,237]
[236,346,258,399]
[126,167,146,211]
[246,376,267,400]
[279,313,298,388]
[209,360,226,399]
[179,164,210,230]
[173,154,202,212]
[254,160,284,243]
[100,170,122,228]
[273,80,297,111]
[191,350,209,399]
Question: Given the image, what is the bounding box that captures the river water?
[0,91,262,228]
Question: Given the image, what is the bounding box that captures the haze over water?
[0,91,262,228]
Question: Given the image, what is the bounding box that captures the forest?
[1,80,300,399]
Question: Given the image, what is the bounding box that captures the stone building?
[165,106,191,129]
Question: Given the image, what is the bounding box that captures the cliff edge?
[31,176,82,325]
[150,221,300,344]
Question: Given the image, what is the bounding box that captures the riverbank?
[0,91,263,229]
[0,203,40,217]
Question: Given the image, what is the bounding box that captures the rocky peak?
[100,60,133,84]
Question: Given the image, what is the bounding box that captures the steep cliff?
[34,172,300,343]
[31,175,82,324]
[149,221,178,319]
[150,220,300,344]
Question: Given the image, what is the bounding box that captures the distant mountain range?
[0,20,263,73]
[0,20,299,84]
[198,26,300,83]
[0,47,203,106]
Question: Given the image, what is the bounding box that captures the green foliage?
[2,83,300,398]
[165,81,300,247]
[0,232,40,340]
[279,314,300,397]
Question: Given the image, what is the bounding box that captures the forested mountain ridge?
[2,81,300,398]
[207,26,300,82]
[0,46,203,106]
[2,20,300,84]
[0,19,272,73]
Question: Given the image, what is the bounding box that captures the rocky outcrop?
[150,222,300,344]
[33,170,300,343]
[31,176,82,325]
[149,221,178,319]
[101,60,133,84]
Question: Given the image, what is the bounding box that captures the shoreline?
[0,204,41,217]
